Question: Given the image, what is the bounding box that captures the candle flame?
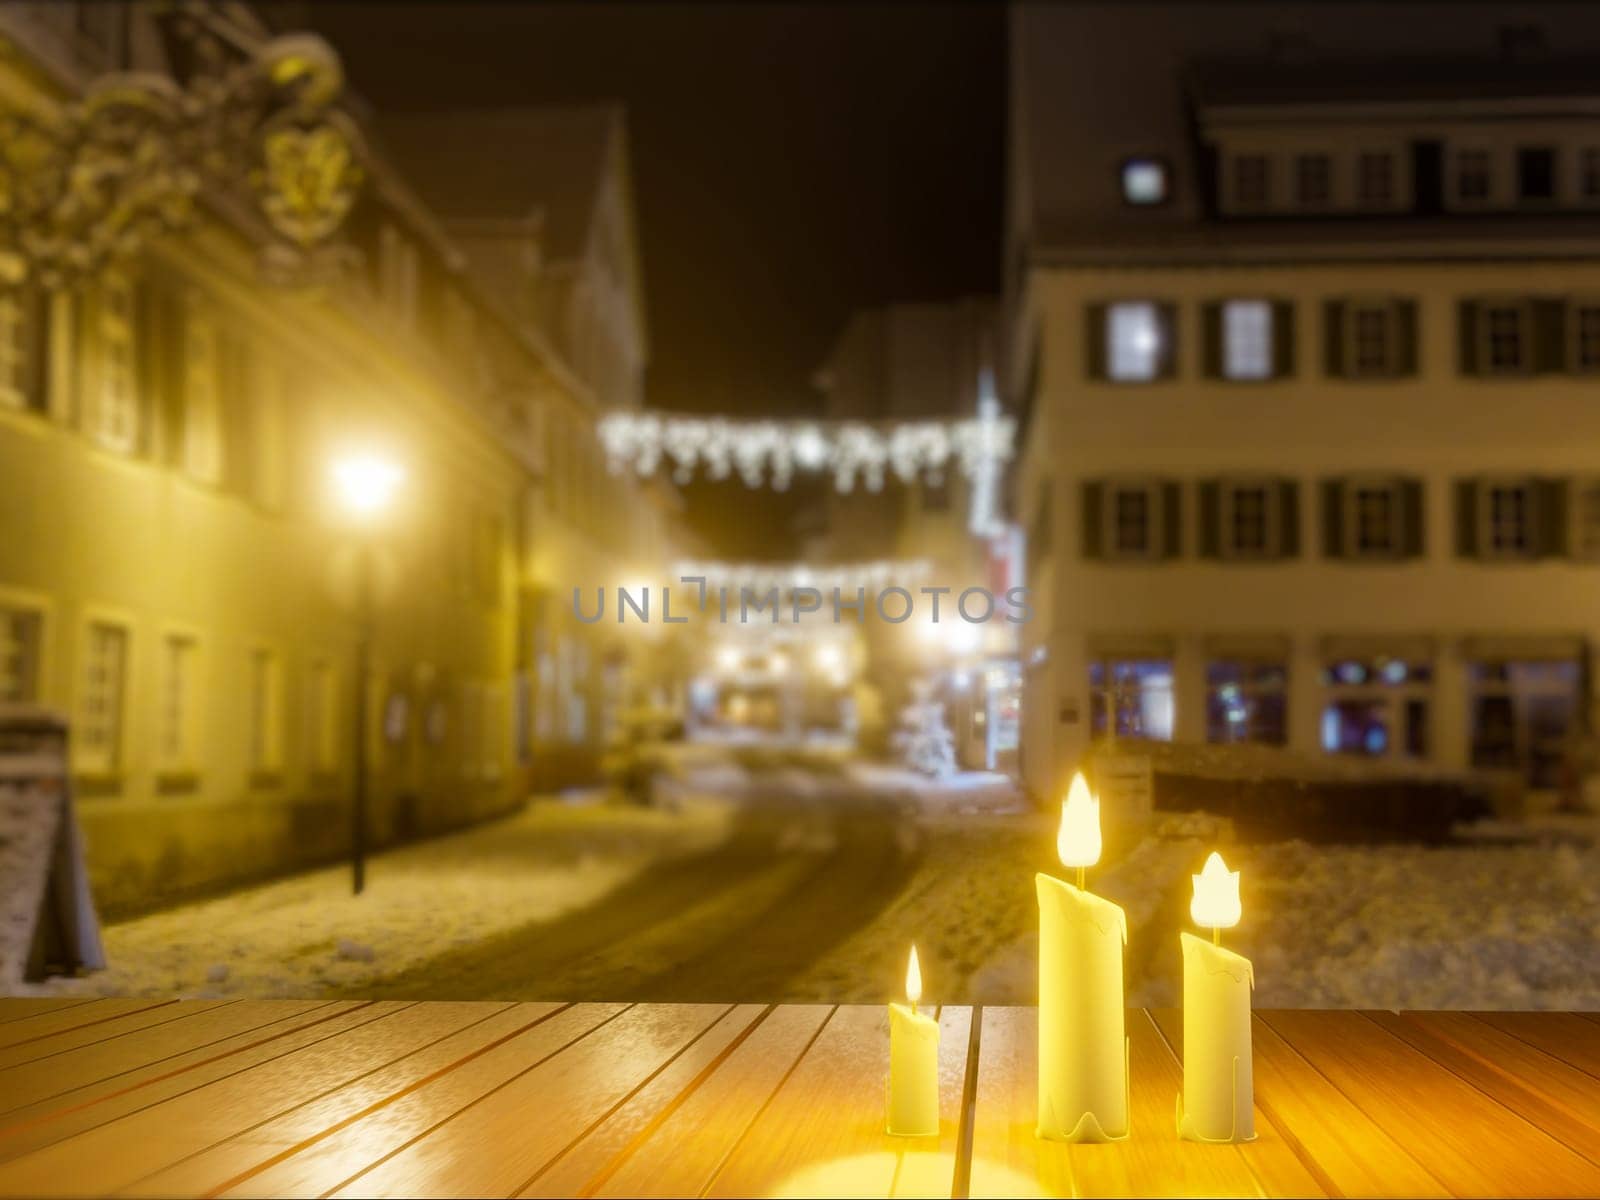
[906,944,922,1006]
[1056,771,1102,869]
[1190,851,1242,930]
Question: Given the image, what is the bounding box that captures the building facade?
[1009,4,1600,806]
[0,4,674,911]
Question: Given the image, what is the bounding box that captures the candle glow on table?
[1179,851,1256,1143]
[1036,772,1129,1142]
[887,944,939,1137]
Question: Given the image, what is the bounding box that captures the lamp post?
[332,452,404,896]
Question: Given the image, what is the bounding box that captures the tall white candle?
[887,945,939,1137]
[1037,773,1129,1142]
[1179,852,1255,1143]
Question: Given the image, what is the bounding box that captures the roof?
[376,104,623,262]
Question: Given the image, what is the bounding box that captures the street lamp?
[332,451,404,895]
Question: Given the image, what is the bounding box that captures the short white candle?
[887,945,939,1137]
[1037,772,1129,1142]
[1179,852,1255,1143]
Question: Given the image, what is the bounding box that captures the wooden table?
[0,999,1595,1197]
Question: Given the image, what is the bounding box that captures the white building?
[1009,4,1600,806]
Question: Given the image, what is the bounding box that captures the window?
[79,622,127,773]
[308,659,338,772]
[1233,154,1269,208]
[1480,302,1529,373]
[1572,481,1600,560]
[1483,480,1535,557]
[1469,659,1579,787]
[248,648,283,773]
[1088,658,1174,740]
[182,302,222,482]
[0,291,29,409]
[1357,151,1395,205]
[1206,660,1287,745]
[1223,300,1272,380]
[1223,482,1275,558]
[1121,157,1169,205]
[1582,148,1600,200]
[158,634,198,770]
[1517,147,1556,202]
[1321,655,1432,758]
[93,273,137,452]
[0,604,42,703]
[1455,149,1492,203]
[1105,481,1160,559]
[1349,481,1400,557]
[1348,302,1395,376]
[1570,302,1600,372]
[1106,301,1163,381]
[1295,153,1332,206]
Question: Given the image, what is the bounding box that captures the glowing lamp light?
[1190,851,1242,931]
[333,453,404,519]
[814,643,843,673]
[1057,771,1102,871]
[906,944,922,1012]
[715,645,742,673]
[769,651,790,677]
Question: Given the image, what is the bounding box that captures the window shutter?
[1401,478,1426,558]
[1458,300,1480,375]
[1321,478,1345,558]
[1323,300,1346,377]
[1081,481,1104,559]
[1454,478,1479,557]
[1538,478,1569,557]
[133,278,163,458]
[1156,301,1179,379]
[1084,305,1107,380]
[1534,299,1567,373]
[1394,300,1419,377]
[1277,479,1300,558]
[1198,479,1221,558]
[1272,299,1295,378]
[1162,481,1182,558]
[1201,302,1223,379]
[18,285,50,412]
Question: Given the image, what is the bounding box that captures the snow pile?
[12,795,733,1000]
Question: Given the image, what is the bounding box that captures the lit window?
[158,634,198,770]
[0,604,42,704]
[1088,658,1174,741]
[1481,303,1528,373]
[1205,660,1287,745]
[79,622,127,773]
[248,648,283,772]
[1106,482,1159,558]
[1223,300,1273,380]
[1348,303,1395,376]
[1573,304,1600,372]
[1484,481,1534,556]
[1350,482,1400,557]
[94,273,138,452]
[1357,151,1395,205]
[308,659,338,772]
[1321,655,1431,758]
[1233,154,1269,208]
[1107,302,1162,381]
[1295,154,1332,206]
[1224,482,1275,557]
[1121,157,1168,205]
[1455,149,1492,203]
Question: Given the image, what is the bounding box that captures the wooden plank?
[1149,1008,1446,1198]
[1472,1012,1600,1082]
[700,1005,972,1200]
[0,1001,461,1195]
[518,1003,767,1198]
[1370,1011,1600,1167]
[0,999,94,1025]
[0,1000,229,1071]
[219,1003,620,1200]
[328,1004,729,1199]
[968,1007,1268,1199]
[1262,1010,1600,1198]
[587,1004,834,1199]
[0,1002,349,1134]
[0,1000,173,1050]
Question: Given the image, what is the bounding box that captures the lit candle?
[1036,772,1129,1142]
[887,944,940,1137]
[1178,851,1255,1143]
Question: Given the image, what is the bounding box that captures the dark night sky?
[304,2,1006,556]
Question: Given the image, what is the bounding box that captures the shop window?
[1320,655,1432,759]
[1206,660,1287,745]
[1088,657,1174,741]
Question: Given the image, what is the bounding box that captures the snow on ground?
[14,792,733,999]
